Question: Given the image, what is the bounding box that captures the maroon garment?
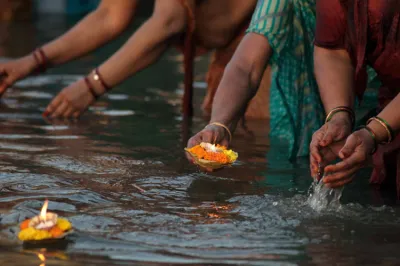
[315,0,400,196]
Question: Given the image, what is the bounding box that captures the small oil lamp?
[200,143,223,153]
[28,200,58,230]
[18,199,73,242]
[185,142,238,170]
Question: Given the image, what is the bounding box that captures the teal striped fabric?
[247,0,324,158]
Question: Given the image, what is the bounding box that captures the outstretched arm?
[187,32,271,147]
[314,47,355,114]
[210,33,271,132]
[44,0,192,118]
[309,46,355,176]
[95,0,190,88]
[42,0,138,65]
[0,0,137,95]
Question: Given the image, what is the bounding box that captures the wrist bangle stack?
[366,116,395,144]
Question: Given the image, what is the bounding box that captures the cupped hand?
[186,124,230,171]
[322,128,375,188]
[310,113,353,177]
[310,138,346,181]
[0,56,37,97]
[187,124,230,148]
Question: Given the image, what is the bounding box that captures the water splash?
[307,179,343,212]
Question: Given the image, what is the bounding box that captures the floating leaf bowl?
[185,142,238,170]
[18,217,73,243]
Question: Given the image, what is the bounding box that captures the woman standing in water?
[188,0,324,158]
[309,0,400,196]
[0,0,259,118]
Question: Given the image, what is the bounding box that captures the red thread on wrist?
[84,77,99,100]
[92,68,110,91]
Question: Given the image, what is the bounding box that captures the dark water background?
[1,9,400,266]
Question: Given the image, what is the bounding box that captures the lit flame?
[40,200,48,220]
[210,144,217,152]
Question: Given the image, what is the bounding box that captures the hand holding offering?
[185,142,238,170]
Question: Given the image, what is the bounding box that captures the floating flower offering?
[18,200,72,242]
[185,142,238,169]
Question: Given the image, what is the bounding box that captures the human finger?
[63,105,76,118]
[310,134,323,163]
[187,133,203,148]
[325,175,354,188]
[338,134,360,159]
[323,164,360,184]
[44,94,64,117]
[50,100,69,118]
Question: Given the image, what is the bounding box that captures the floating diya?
[18,200,73,242]
[185,142,238,170]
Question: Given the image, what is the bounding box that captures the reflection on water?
[1,14,400,266]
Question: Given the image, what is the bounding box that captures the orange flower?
[20,219,30,230]
[187,145,230,163]
[49,226,64,238]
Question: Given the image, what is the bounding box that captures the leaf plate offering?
[185,142,238,170]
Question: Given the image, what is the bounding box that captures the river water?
[1,13,400,266]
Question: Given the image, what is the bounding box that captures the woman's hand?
[43,78,97,119]
[310,112,353,177]
[187,124,230,148]
[186,124,231,172]
[0,55,37,97]
[321,128,375,188]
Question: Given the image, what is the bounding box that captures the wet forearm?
[314,46,355,113]
[95,7,186,89]
[210,33,271,133]
[210,62,257,132]
[41,1,136,65]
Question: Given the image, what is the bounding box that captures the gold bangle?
[325,106,355,126]
[367,117,393,143]
[206,122,232,143]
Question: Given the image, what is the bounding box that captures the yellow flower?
[56,218,72,231]
[18,227,52,241]
[223,149,238,163]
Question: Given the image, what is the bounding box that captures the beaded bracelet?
[366,116,394,144]
[325,106,355,128]
[357,125,377,154]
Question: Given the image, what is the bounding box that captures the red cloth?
[315,0,400,196]
[315,0,400,100]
